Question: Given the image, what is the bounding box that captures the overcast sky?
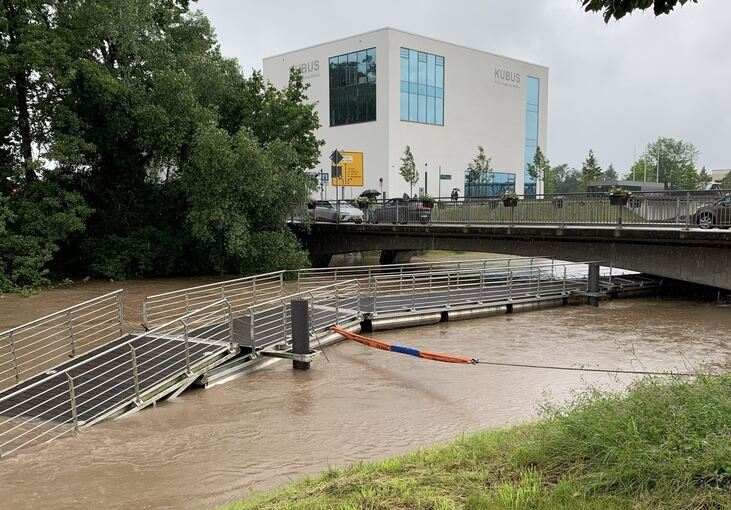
[196,0,729,174]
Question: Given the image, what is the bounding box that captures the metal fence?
[240,281,361,353]
[315,190,731,228]
[0,290,125,390]
[143,271,287,329]
[0,299,238,459]
[296,256,554,294]
[368,261,591,315]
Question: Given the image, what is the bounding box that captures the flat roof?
[263,27,548,70]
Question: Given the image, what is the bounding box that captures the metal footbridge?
[0,257,655,458]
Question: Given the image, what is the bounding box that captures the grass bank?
[221,374,731,510]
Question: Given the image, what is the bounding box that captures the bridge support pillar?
[379,250,415,265]
[291,299,310,371]
[309,253,333,268]
[587,263,601,307]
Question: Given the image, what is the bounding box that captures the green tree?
[467,145,492,186]
[603,163,618,180]
[720,172,731,189]
[698,166,712,187]
[400,145,418,196]
[623,138,700,190]
[526,146,553,194]
[582,0,699,22]
[552,164,583,194]
[581,150,603,191]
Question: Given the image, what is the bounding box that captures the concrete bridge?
[295,223,731,290]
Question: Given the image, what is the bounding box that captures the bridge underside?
[297,224,731,290]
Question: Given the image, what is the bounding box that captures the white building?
[263,27,549,199]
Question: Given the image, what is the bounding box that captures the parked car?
[692,194,731,229]
[308,200,363,223]
[372,198,431,224]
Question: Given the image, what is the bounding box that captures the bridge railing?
[0,290,125,390]
[328,190,730,228]
[296,256,555,294]
[0,299,237,459]
[242,281,361,353]
[370,261,593,315]
[142,271,287,329]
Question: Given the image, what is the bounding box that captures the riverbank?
[223,373,731,510]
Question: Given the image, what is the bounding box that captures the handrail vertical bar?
[247,307,256,355]
[536,268,541,298]
[508,269,513,301]
[67,311,75,357]
[562,266,567,295]
[9,332,19,383]
[335,285,340,325]
[129,345,141,404]
[411,275,416,311]
[180,319,191,375]
[224,301,235,352]
[117,292,124,336]
[67,374,79,432]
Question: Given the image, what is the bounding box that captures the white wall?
[263,28,548,200]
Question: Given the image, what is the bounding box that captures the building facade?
[263,28,549,199]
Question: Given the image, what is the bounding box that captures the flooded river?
[0,294,729,509]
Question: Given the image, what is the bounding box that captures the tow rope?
[328,326,695,376]
[330,326,475,364]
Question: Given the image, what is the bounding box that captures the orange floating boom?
[330,326,475,365]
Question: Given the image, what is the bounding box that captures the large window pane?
[524,76,540,193]
[400,47,445,126]
[329,47,377,126]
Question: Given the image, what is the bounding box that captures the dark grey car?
[692,194,731,229]
[372,198,431,224]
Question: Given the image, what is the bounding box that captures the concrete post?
[587,263,600,307]
[291,299,310,371]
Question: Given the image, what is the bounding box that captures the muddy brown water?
[0,255,729,509]
[0,297,728,509]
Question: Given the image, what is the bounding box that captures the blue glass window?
[524,76,540,196]
[329,48,376,126]
[464,171,516,197]
[400,47,444,125]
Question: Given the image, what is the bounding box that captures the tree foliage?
[526,146,553,194]
[719,172,731,189]
[582,0,699,22]
[0,0,322,291]
[400,145,418,196]
[581,150,603,191]
[623,137,700,190]
[552,164,583,194]
[467,145,492,185]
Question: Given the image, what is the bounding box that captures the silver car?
[309,200,363,223]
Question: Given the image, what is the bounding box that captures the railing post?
[280,272,284,297]
[180,319,191,375]
[252,278,257,304]
[184,293,190,314]
[224,301,235,352]
[399,266,404,293]
[373,279,379,316]
[220,283,226,300]
[562,266,567,295]
[9,332,19,383]
[116,292,124,336]
[536,268,542,298]
[335,285,340,325]
[67,373,79,432]
[280,298,288,343]
[508,269,513,302]
[247,307,257,355]
[67,311,76,357]
[446,272,451,308]
[684,192,691,230]
[478,271,484,304]
[129,345,141,404]
[411,275,416,311]
[142,299,149,330]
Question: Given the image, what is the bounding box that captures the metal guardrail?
[368,261,591,315]
[143,271,286,329]
[241,281,361,353]
[296,256,554,294]
[314,190,731,228]
[0,290,124,390]
[0,299,238,459]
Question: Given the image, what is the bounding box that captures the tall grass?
[222,374,731,510]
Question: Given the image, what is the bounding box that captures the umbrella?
[359,189,381,197]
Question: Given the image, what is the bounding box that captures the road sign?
[320,172,329,183]
[330,149,343,165]
[440,174,452,180]
[331,165,341,179]
[331,151,364,187]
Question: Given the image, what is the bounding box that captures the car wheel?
[698,213,714,229]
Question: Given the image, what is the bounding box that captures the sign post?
[330,150,344,222]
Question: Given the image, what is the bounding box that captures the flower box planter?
[609,195,629,206]
[421,200,434,209]
[502,197,518,207]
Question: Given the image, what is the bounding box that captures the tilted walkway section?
[0,298,239,458]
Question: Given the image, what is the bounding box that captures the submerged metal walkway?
[0,299,239,458]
